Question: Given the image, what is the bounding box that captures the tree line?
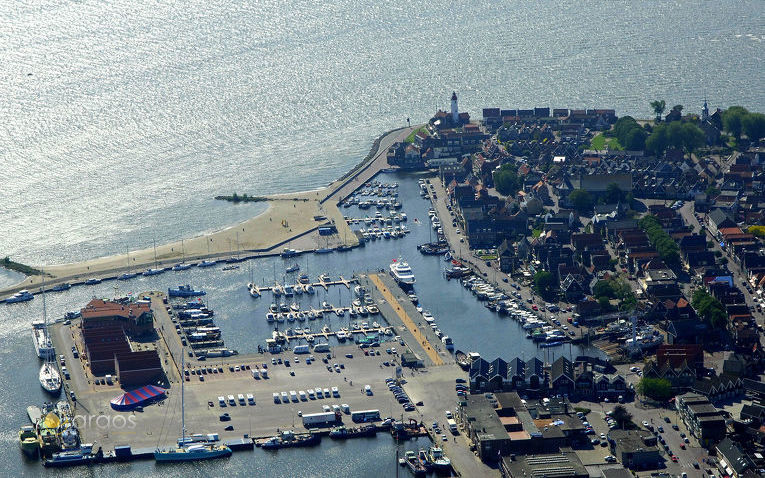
[637,215,680,266]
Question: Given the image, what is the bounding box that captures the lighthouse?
[451,91,459,124]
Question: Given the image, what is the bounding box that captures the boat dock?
[254,276,357,294]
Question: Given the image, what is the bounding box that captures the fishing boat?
[405,450,427,477]
[43,444,100,468]
[427,446,451,471]
[389,259,415,289]
[280,248,302,258]
[49,283,71,292]
[168,285,206,298]
[154,354,232,462]
[198,260,217,268]
[19,426,40,457]
[328,425,376,439]
[117,272,138,280]
[6,290,34,303]
[258,430,320,449]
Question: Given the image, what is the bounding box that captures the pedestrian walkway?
[368,273,444,366]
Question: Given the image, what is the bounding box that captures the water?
[0,172,593,475]
[1,0,762,474]
[1,0,763,266]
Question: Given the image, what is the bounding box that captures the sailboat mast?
[153,238,158,268]
[181,352,185,444]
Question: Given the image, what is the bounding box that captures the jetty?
[0,126,416,299]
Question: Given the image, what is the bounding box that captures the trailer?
[301,412,339,427]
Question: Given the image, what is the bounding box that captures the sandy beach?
[0,126,414,296]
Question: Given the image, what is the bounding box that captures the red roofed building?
[656,344,704,371]
[81,299,154,336]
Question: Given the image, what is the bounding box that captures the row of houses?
[469,356,629,401]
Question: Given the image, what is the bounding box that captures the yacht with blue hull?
[168,285,206,298]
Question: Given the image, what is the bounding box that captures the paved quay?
[1,125,416,298]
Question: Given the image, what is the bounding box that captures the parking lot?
[575,398,711,477]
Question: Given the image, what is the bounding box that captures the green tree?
[493,164,523,196]
[636,377,674,401]
[650,100,666,122]
[646,123,669,156]
[705,185,720,196]
[624,127,648,151]
[611,405,633,428]
[568,189,594,213]
[604,183,625,204]
[742,112,765,142]
[533,271,557,301]
[691,288,727,328]
[723,106,749,140]
[680,122,706,153]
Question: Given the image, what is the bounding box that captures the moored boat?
[168,285,206,298]
[389,259,415,289]
[19,426,40,458]
[6,290,34,303]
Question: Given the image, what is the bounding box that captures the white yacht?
[32,321,54,360]
[389,259,416,288]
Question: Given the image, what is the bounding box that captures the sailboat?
[172,240,191,271]
[143,239,165,276]
[154,354,232,462]
[38,278,62,395]
[118,246,138,280]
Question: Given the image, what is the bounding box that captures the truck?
[301,411,339,427]
[293,344,310,354]
[447,418,458,434]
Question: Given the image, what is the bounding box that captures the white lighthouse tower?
[451,91,459,124]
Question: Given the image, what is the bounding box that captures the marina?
[7,169,592,476]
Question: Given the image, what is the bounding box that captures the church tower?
[451,91,459,124]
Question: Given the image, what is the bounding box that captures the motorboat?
[5,290,34,304]
[305,284,315,294]
[427,446,451,471]
[389,259,415,288]
[286,263,300,273]
[198,260,217,268]
[18,425,39,457]
[143,268,164,276]
[117,272,138,280]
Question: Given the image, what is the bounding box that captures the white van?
[218,396,226,407]
[289,390,298,402]
[228,395,236,406]
[341,403,350,414]
[331,386,340,397]
[247,393,255,405]
[273,392,280,404]
[238,394,245,405]
[281,391,289,403]
[299,390,307,401]
[307,389,315,399]
[315,388,324,399]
